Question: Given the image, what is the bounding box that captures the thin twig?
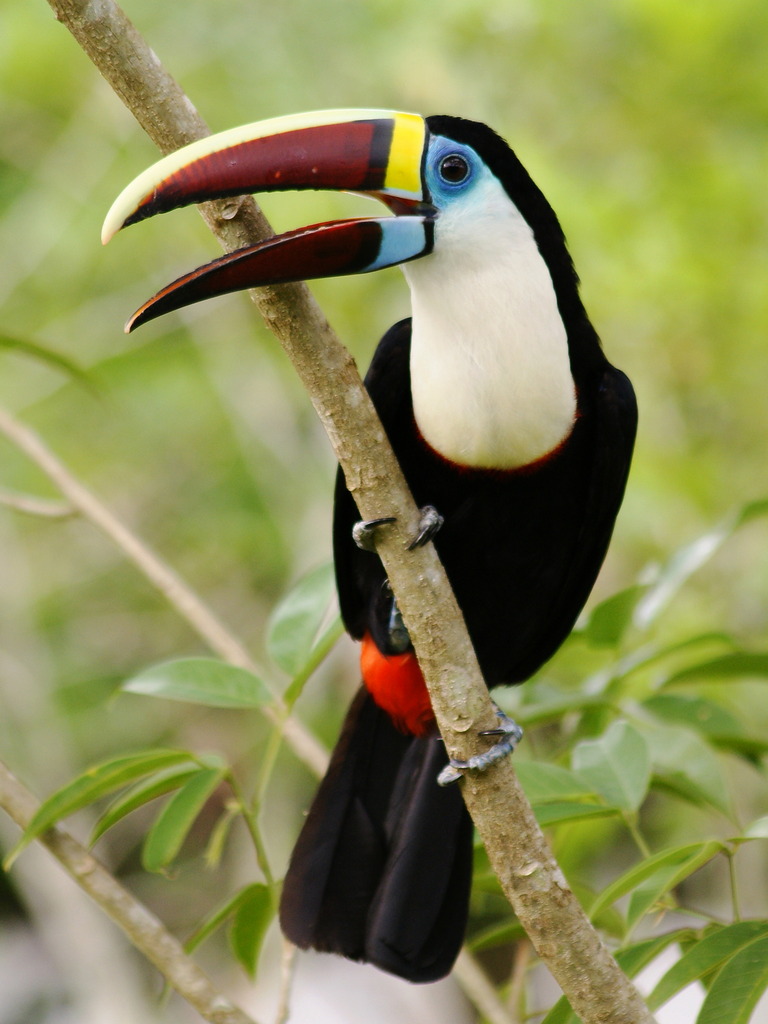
[0,402,327,780]
[0,759,260,1024]
[507,941,533,1022]
[275,940,297,1024]
[0,487,75,518]
[454,949,521,1024]
[0,405,249,665]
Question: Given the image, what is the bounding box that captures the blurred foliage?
[1,0,767,1021]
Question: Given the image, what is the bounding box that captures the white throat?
[403,176,577,470]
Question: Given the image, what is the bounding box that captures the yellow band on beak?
[384,113,427,198]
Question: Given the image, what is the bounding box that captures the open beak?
[102,109,434,332]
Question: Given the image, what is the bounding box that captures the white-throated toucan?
[104,109,637,983]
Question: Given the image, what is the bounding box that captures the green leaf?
[734,499,768,528]
[589,841,725,922]
[652,772,730,819]
[229,883,274,976]
[517,692,616,727]
[282,614,344,709]
[649,921,768,1011]
[142,765,226,873]
[185,885,264,955]
[204,804,239,869]
[514,762,601,804]
[666,652,768,685]
[696,934,768,1024]
[617,929,699,979]
[534,802,618,828]
[90,763,202,844]
[596,632,736,693]
[571,881,626,939]
[6,750,194,866]
[572,721,651,812]
[626,855,705,931]
[633,502,768,631]
[644,693,744,740]
[710,735,768,761]
[644,722,731,816]
[582,584,649,647]
[644,694,768,763]
[743,816,768,839]
[267,563,337,675]
[123,658,271,709]
[539,996,578,1024]
[467,918,526,953]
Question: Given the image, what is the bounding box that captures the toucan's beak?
[102,109,434,332]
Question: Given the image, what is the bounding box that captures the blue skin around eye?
[362,137,486,274]
[423,137,481,203]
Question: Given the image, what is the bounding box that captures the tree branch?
[0,760,260,1024]
[0,403,328,782]
[41,1,655,1020]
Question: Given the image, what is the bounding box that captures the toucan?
[103,109,637,983]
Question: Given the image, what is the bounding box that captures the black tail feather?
[279,688,473,982]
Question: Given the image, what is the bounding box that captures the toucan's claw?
[437,705,523,786]
[352,505,443,553]
[407,505,444,550]
[352,516,397,552]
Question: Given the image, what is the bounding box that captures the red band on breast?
[360,632,435,736]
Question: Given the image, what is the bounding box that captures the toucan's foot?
[352,517,397,552]
[437,705,523,786]
[478,704,524,739]
[407,505,444,550]
[352,505,443,552]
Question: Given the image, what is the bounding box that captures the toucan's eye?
[439,154,470,184]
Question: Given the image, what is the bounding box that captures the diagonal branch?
[40,1,655,1021]
[0,403,328,781]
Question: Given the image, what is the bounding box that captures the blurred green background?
[1,0,767,1021]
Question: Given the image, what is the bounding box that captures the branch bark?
[40,1,655,1021]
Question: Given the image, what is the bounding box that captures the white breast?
[402,173,576,470]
